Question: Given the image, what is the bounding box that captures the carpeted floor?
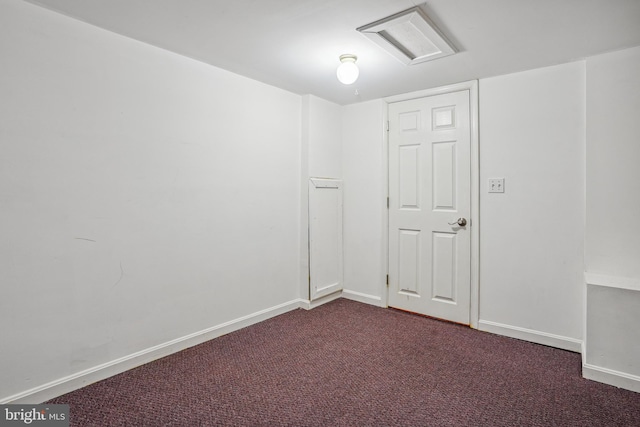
[47,299,640,426]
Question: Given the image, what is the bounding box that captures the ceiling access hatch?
[357,6,456,65]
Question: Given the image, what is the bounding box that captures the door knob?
[448,218,467,227]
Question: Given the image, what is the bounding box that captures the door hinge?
[387,196,390,209]
[386,274,389,286]
[386,121,390,132]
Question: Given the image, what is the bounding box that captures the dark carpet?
[47,299,640,426]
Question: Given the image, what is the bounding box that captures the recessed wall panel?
[399,111,420,131]
[399,229,420,295]
[432,232,456,302]
[399,145,420,209]
[432,106,456,130]
[432,141,456,210]
[309,179,343,301]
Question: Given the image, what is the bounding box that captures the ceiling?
[25,0,640,105]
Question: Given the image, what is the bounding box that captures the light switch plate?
[489,178,505,193]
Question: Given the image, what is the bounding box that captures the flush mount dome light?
[357,6,456,65]
[336,54,359,85]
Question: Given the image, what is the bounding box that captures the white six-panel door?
[388,90,471,324]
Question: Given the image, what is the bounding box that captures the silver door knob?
[448,218,467,227]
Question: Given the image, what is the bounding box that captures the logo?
[0,405,69,426]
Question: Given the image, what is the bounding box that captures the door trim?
[382,80,480,329]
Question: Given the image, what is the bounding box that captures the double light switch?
[488,178,505,193]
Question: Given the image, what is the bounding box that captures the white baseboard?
[478,320,582,353]
[1,299,302,404]
[583,363,640,393]
[341,289,384,307]
[299,290,343,310]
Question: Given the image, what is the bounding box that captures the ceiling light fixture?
[336,54,359,85]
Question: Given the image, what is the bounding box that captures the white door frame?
[382,80,480,329]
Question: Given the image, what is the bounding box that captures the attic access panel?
[357,6,456,65]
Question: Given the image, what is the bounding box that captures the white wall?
[340,54,640,390]
[478,62,585,349]
[6,0,638,401]
[304,95,343,179]
[585,46,640,280]
[585,285,640,384]
[342,100,386,305]
[299,95,343,300]
[583,46,640,390]
[341,64,586,348]
[0,1,301,402]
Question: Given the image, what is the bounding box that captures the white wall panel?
[585,46,640,280]
[300,95,343,301]
[309,179,343,300]
[305,95,343,180]
[586,284,640,377]
[478,62,585,343]
[341,100,386,303]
